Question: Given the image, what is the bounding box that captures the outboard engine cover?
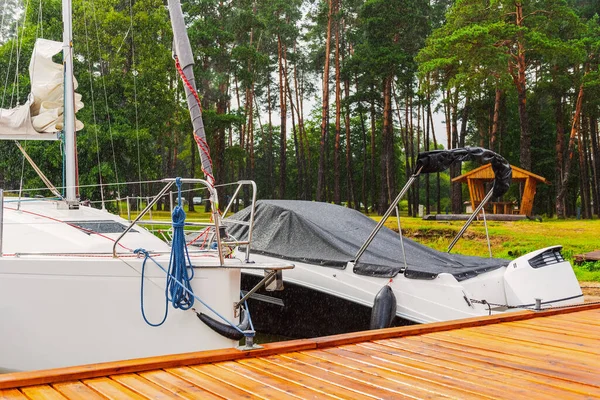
[504,246,583,308]
[370,285,397,330]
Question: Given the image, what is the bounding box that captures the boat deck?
[1,303,599,399]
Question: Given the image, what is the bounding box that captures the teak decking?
[1,303,599,399]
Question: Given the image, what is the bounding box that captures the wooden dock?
[575,249,600,264]
[1,303,599,399]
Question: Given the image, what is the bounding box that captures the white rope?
[82,0,106,209]
[89,0,121,198]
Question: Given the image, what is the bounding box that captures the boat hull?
[0,256,239,371]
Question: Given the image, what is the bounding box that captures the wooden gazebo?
[452,164,551,216]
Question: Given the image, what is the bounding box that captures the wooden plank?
[511,318,600,337]
[550,311,600,326]
[423,331,599,381]
[469,324,600,355]
[320,346,520,400]
[350,342,582,400]
[520,177,536,215]
[109,374,186,399]
[166,367,256,399]
[139,370,223,400]
[82,378,147,400]
[192,363,304,400]
[402,335,600,388]
[0,339,316,390]
[52,382,106,400]
[434,329,600,370]
[237,357,375,400]
[263,353,441,399]
[19,386,67,400]
[280,351,453,399]
[217,360,348,400]
[366,339,600,398]
[0,389,28,400]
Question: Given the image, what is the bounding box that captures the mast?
[62,0,77,202]
[167,0,214,185]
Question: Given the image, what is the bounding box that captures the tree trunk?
[370,96,377,212]
[277,35,287,198]
[579,115,591,219]
[292,43,308,199]
[317,0,334,202]
[513,2,531,170]
[491,88,502,152]
[344,74,355,209]
[379,76,394,215]
[589,116,600,217]
[333,1,342,205]
[556,83,584,218]
[554,93,565,217]
[266,73,274,198]
[282,46,301,199]
[358,98,368,213]
[449,89,462,214]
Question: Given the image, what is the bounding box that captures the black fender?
[369,285,397,330]
[196,308,250,341]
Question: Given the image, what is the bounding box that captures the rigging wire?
[89,0,121,199]
[82,0,105,209]
[0,30,15,109]
[0,0,7,44]
[15,0,32,208]
[37,0,43,38]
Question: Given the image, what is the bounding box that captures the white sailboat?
[0,0,291,371]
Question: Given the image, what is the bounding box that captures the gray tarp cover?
[226,200,507,281]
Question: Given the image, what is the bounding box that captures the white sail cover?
[0,38,83,140]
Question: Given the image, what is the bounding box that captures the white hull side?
[0,256,239,371]
[0,201,241,371]
[243,248,583,324]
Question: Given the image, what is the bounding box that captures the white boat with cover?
[0,0,291,371]
[226,148,584,338]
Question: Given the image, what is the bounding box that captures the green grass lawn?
[373,215,600,282]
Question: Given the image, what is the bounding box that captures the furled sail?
[0,38,83,140]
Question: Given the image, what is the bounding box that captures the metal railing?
[112,179,259,266]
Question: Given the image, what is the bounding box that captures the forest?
[0,0,599,218]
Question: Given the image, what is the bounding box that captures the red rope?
[174,56,215,186]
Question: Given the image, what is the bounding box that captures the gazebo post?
[520,177,538,215]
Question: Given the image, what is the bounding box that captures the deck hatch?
[67,220,137,234]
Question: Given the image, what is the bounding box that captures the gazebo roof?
[452,163,551,185]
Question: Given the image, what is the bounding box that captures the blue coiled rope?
[136,178,250,337]
[138,177,194,326]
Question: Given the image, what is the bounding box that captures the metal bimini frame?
[354,147,512,266]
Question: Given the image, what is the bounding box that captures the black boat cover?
[225,200,507,281]
[415,147,512,198]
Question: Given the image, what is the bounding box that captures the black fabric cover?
[415,147,512,198]
[225,200,507,281]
